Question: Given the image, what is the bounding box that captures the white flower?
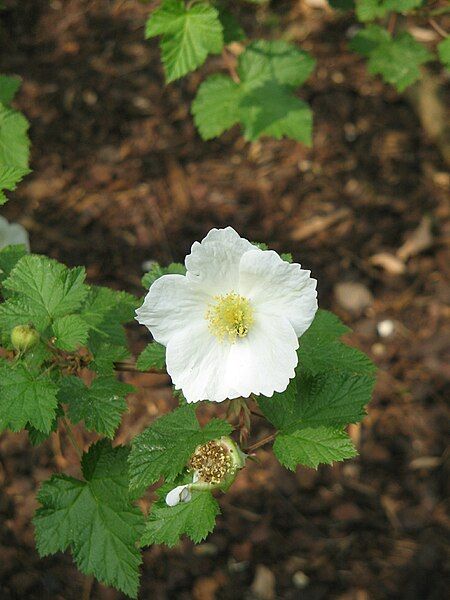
[136,227,317,403]
[0,216,30,251]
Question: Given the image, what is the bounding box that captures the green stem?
[62,418,83,459]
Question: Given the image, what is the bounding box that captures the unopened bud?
[11,324,39,352]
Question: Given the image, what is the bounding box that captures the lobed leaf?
[146,0,223,82]
[34,441,144,598]
[0,364,59,433]
[274,426,357,470]
[136,342,166,371]
[60,376,134,439]
[192,40,315,144]
[141,490,220,547]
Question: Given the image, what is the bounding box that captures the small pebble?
[293,571,310,589]
[377,319,395,338]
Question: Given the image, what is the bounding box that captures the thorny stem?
[246,432,277,453]
[387,13,398,35]
[114,360,165,374]
[61,418,83,460]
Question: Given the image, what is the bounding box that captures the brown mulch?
[0,1,449,599]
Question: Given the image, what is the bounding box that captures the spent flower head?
[136,227,318,403]
[165,436,245,507]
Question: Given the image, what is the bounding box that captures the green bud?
[11,324,39,352]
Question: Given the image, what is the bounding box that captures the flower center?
[206,292,254,342]
[189,441,233,484]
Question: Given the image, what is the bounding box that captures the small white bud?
[165,484,191,507]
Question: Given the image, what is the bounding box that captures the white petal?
[185,227,255,295]
[166,321,232,403]
[165,485,192,507]
[166,313,298,403]
[0,216,30,251]
[238,249,318,338]
[224,314,299,398]
[135,274,209,346]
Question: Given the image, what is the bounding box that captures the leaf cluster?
[0,75,31,205]
[258,310,376,470]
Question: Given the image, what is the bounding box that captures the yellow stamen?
[189,441,234,484]
[206,292,254,342]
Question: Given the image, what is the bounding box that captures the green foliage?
[142,261,186,289]
[0,243,27,283]
[438,37,450,69]
[52,314,90,351]
[0,255,88,333]
[298,309,376,376]
[258,310,375,470]
[128,405,233,496]
[60,376,134,438]
[351,27,433,91]
[274,426,357,470]
[136,341,166,371]
[0,75,21,105]
[145,0,223,82]
[0,75,31,204]
[192,40,315,144]
[34,441,144,598]
[0,363,59,433]
[355,0,422,22]
[141,489,220,547]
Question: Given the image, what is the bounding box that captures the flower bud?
[11,324,39,352]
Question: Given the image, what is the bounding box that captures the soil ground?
[0,1,449,599]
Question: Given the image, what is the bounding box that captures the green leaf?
[27,405,63,446]
[191,74,241,140]
[217,8,245,44]
[128,405,233,496]
[355,0,388,21]
[136,342,166,371]
[89,343,130,375]
[146,0,223,82]
[81,286,137,352]
[60,376,134,439]
[259,370,374,431]
[258,378,298,431]
[0,165,30,205]
[238,40,316,88]
[293,371,375,428]
[141,490,219,547]
[438,37,450,69]
[1,255,88,333]
[0,103,30,169]
[142,262,186,289]
[34,441,144,598]
[384,0,422,11]
[0,243,27,283]
[192,40,315,144]
[239,80,312,144]
[298,310,375,376]
[52,314,90,351]
[274,426,357,469]
[0,75,21,106]
[0,364,59,433]
[367,32,433,92]
[349,25,391,57]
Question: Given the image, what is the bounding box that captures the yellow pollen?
[189,441,233,484]
[206,292,254,342]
